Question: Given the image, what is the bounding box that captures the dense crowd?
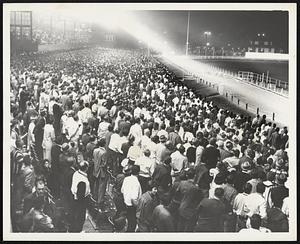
[10,47,290,233]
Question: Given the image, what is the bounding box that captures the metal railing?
[189,55,246,60]
[191,74,278,121]
[162,57,286,123]
[237,71,288,97]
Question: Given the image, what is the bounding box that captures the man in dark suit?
[62,161,77,225]
[50,136,63,198]
[33,110,47,161]
[152,156,172,198]
[23,177,52,218]
[194,160,211,198]
[152,193,175,232]
[201,138,220,170]
[177,168,203,232]
[92,138,108,209]
[19,84,30,114]
[269,173,289,209]
[194,187,226,232]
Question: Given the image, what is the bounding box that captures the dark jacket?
[233,171,251,193]
[23,191,52,218]
[152,204,175,232]
[177,180,203,220]
[266,207,289,232]
[152,164,172,191]
[195,198,226,232]
[270,185,289,208]
[194,163,211,191]
[202,146,220,170]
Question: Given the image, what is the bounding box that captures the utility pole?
[63,19,66,39]
[50,15,53,36]
[185,11,190,56]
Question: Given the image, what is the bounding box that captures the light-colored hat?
[62,143,69,151]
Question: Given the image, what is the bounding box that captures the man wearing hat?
[19,84,30,114]
[269,173,289,209]
[233,161,252,193]
[239,148,255,170]
[221,141,234,162]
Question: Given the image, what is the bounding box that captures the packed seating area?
[10,46,289,233]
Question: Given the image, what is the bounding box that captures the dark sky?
[133,10,288,51]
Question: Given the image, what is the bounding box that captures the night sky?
[133,10,288,51]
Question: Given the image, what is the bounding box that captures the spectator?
[135,149,156,193]
[92,138,108,209]
[233,183,252,231]
[136,183,159,232]
[244,182,267,222]
[121,165,142,232]
[70,161,91,232]
[152,193,175,232]
[177,168,203,232]
[194,187,226,232]
[239,214,270,233]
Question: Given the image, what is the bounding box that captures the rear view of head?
[250,214,261,230]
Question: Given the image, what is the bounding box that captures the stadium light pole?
[185,11,190,56]
[204,31,211,45]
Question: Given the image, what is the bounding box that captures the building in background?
[10,11,38,53]
[248,33,275,53]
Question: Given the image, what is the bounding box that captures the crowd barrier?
[182,68,280,122]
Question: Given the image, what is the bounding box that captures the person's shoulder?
[24,192,35,201]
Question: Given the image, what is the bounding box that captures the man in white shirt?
[39,88,49,111]
[121,165,142,232]
[140,129,152,151]
[133,104,142,119]
[65,114,82,144]
[243,182,267,222]
[78,103,92,124]
[48,96,56,116]
[108,130,127,175]
[27,115,37,151]
[129,118,143,145]
[170,144,187,181]
[233,183,252,231]
[135,149,156,193]
[70,161,91,232]
[97,116,110,139]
